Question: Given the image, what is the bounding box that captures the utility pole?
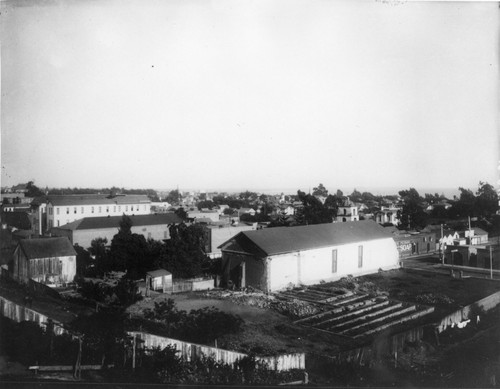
[490,245,493,280]
[440,224,444,265]
[451,249,458,278]
[132,334,136,371]
[468,216,472,244]
[73,334,83,379]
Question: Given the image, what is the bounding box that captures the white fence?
[128,331,305,371]
[0,295,305,371]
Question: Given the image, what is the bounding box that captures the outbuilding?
[11,237,76,285]
[219,220,400,292]
[146,269,173,293]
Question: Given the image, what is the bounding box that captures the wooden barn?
[11,237,77,286]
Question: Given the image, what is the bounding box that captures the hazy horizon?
[2,1,498,192]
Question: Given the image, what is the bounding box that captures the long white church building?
[219,220,400,293]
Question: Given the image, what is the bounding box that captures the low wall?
[172,277,215,293]
[128,331,305,371]
[191,278,214,291]
[0,295,67,335]
[435,290,500,333]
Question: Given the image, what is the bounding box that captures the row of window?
[331,246,363,273]
[48,204,148,216]
[47,219,169,239]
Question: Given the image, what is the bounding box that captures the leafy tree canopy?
[165,189,182,205]
[296,190,335,225]
[26,181,45,197]
[197,200,216,210]
[312,183,328,197]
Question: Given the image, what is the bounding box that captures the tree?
[324,195,342,218]
[110,215,153,278]
[89,238,109,275]
[160,223,209,278]
[69,307,127,367]
[26,181,44,197]
[296,190,335,225]
[397,188,428,230]
[312,183,328,197]
[476,181,498,217]
[119,214,133,235]
[449,187,477,218]
[238,191,258,201]
[165,189,182,205]
[223,207,235,215]
[174,207,188,221]
[350,189,363,203]
[114,277,142,306]
[74,244,92,277]
[197,200,215,210]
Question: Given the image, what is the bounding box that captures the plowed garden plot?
[292,291,434,340]
[351,269,500,315]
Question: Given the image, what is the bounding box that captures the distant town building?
[388,228,438,258]
[187,209,221,223]
[1,203,32,213]
[50,213,183,249]
[203,222,258,259]
[150,201,172,213]
[38,194,151,231]
[1,193,33,205]
[375,206,401,225]
[219,220,400,292]
[336,198,359,222]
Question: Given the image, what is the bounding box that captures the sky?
[1,0,498,196]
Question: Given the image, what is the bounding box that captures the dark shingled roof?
[18,237,76,260]
[219,220,393,256]
[54,213,183,231]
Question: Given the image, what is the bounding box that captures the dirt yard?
[125,268,500,357]
[126,290,343,355]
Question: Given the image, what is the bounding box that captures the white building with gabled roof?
[219,220,399,292]
[43,194,151,230]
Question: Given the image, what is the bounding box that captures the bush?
[139,299,243,344]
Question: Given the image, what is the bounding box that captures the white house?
[45,194,151,230]
[219,220,400,292]
[375,206,401,225]
[336,199,359,222]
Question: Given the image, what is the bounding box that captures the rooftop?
[220,220,393,256]
[53,213,183,231]
[146,269,172,278]
[17,237,76,259]
[41,194,151,206]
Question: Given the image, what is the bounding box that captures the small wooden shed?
[146,269,172,293]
